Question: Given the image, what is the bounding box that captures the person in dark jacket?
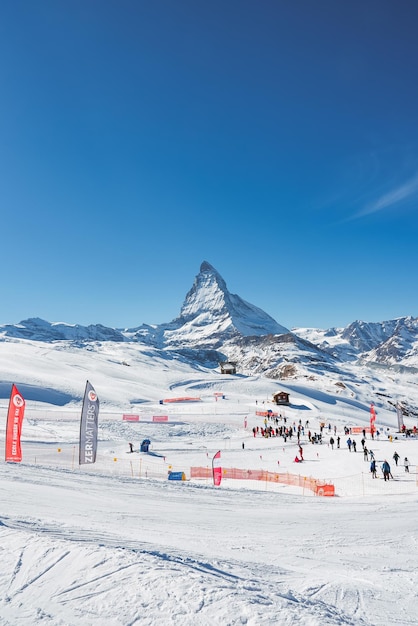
[381,460,391,481]
[370,459,377,478]
[393,451,400,466]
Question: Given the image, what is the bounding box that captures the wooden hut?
[219,361,236,375]
[273,391,290,405]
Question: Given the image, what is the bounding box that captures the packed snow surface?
[1,338,418,625]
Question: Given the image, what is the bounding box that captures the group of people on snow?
[369,452,411,480]
[252,411,414,483]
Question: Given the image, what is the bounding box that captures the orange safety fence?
[350,427,371,434]
[162,397,201,403]
[190,466,334,496]
[256,411,279,417]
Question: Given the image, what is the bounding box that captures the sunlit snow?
[1,336,418,626]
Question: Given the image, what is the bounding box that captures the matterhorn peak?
[164,262,288,348]
[179,261,229,322]
[199,260,217,273]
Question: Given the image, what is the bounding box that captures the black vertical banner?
[79,380,99,465]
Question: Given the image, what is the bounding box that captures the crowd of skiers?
[251,412,413,480]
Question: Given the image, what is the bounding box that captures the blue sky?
[1,0,418,330]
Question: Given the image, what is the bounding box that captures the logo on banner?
[13,394,24,408]
[88,390,97,402]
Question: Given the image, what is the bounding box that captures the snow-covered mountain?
[1,261,418,388]
[166,260,289,345]
[294,316,418,370]
[0,317,125,343]
[125,261,289,351]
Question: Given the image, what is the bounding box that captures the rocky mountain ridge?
[1,262,417,377]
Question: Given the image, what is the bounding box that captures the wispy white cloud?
[352,173,418,219]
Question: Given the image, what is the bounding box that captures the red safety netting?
[162,397,201,403]
[190,466,334,496]
[350,427,371,434]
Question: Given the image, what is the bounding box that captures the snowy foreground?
[1,343,418,625]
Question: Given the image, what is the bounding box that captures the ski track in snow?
[1,338,418,624]
[1,465,415,626]
[0,521,368,626]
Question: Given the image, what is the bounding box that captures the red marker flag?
[212,450,222,486]
[370,403,376,435]
[5,384,26,462]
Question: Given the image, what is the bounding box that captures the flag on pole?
[396,403,404,432]
[212,450,222,486]
[5,384,26,462]
[370,403,376,435]
[79,380,99,465]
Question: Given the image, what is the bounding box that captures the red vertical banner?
[370,403,376,435]
[5,384,26,462]
[212,450,222,486]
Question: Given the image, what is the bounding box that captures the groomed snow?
[1,338,418,625]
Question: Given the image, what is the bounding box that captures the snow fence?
[190,467,335,496]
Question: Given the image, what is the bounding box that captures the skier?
[404,457,410,473]
[381,460,391,481]
[128,442,134,453]
[370,459,377,478]
[329,436,335,450]
[363,446,369,461]
[347,437,352,451]
[393,451,400,466]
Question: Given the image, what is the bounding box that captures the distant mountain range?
[1,261,418,378]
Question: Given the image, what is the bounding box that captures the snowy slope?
[1,339,418,625]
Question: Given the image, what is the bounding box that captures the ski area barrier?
[350,426,371,434]
[256,411,279,417]
[168,471,186,481]
[159,397,201,403]
[152,415,168,422]
[190,467,335,496]
[122,414,140,421]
